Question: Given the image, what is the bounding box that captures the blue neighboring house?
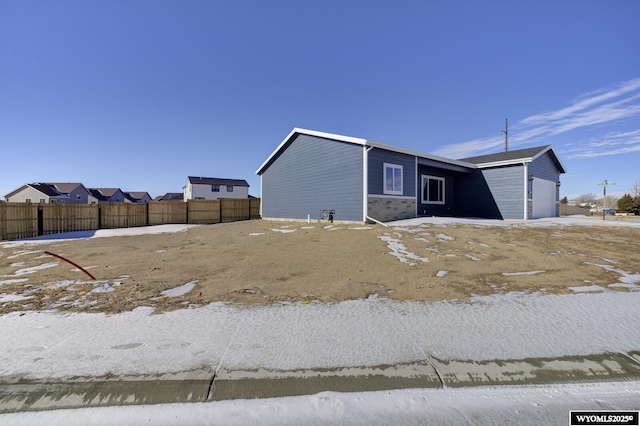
[256,128,566,223]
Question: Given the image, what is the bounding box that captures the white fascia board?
[366,140,477,169]
[474,158,534,168]
[255,128,368,175]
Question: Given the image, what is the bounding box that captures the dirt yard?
[1,218,639,314]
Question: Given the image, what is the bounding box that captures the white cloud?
[434,78,640,159]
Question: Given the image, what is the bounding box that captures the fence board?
[221,198,251,222]
[188,200,220,224]
[42,204,99,235]
[1,203,38,240]
[1,199,261,241]
[100,203,147,229]
[148,201,187,225]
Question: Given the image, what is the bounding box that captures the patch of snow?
[271,228,295,233]
[12,262,59,276]
[91,282,117,293]
[7,250,41,259]
[569,285,605,293]
[465,254,480,261]
[249,233,265,236]
[378,234,429,266]
[161,281,197,297]
[349,226,372,230]
[436,233,454,241]
[436,270,448,277]
[0,278,29,286]
[502,270,545,276]
[0,225,197,247]
[0,293,33,303]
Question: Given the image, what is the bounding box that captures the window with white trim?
[211,185,220,192]
[422,175,445,204]
[227,185,233,192]
[384,163,403,195]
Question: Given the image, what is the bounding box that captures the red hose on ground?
[44,251,96,280]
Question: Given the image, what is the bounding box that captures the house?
[124,192,152,203]
[256,128,566,223]
[154,192,184,202]
[88,188,128,203]
[4,182,95,204]
[183,176,249,201]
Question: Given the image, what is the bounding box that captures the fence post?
[37,205,44,236]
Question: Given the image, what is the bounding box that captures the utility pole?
[597,179,616,220]
[502,118,508,152]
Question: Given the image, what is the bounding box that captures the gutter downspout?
[259,174,263,218]
[523,161,528,220]
[363,145,374,222]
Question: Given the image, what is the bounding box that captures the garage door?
[532,178,557,219]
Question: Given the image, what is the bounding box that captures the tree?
[618,194,635,213]
[560,196,568,205]
[574,193,597,205]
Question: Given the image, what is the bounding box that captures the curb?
[2,352,640,413]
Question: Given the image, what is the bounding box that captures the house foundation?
[367,196,416,222]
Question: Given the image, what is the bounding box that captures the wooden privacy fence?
[0,198,260,241]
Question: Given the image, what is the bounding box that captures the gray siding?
[367,148,415,197]
[482,165,525,219]
[262,134,363,221]
[530,152,561,182]
[454,165,524,219]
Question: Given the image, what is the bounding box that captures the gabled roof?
[187,176,249,187]
[459,145,566,173]
[154,192,184,201]
[126,191,151,200]
[4,183,74,199]
[46,183,86,194]
[256,128,476,175]
[89,188,123,198]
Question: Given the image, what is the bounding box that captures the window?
[383,163,403,195]
[76,194,81,199]
[422,175,445,204]
[211,185,220,192]
[227,185,233,192]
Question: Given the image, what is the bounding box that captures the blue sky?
[2,0,639,200]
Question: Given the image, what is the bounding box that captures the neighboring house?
[183,177,249,201]
[4,182,95,204]
[154,192,184,202]
[256,128,566,223]
[124,192,152,203]
[88,188,128,203]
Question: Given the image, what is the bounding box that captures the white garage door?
[532,178,557,219]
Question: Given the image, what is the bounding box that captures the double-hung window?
[211,185,220,192]
[384,163,403,195]
[422,175,445,204]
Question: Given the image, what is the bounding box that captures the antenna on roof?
[501,118,508,152]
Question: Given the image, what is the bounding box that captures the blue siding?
[417,166,456,216]
[262,134,363,221]
[367,148,416,197]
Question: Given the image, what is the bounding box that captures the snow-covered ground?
[1,217,640,424]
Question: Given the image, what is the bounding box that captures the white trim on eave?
[256,128,368,175]
[256,127,477,176]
